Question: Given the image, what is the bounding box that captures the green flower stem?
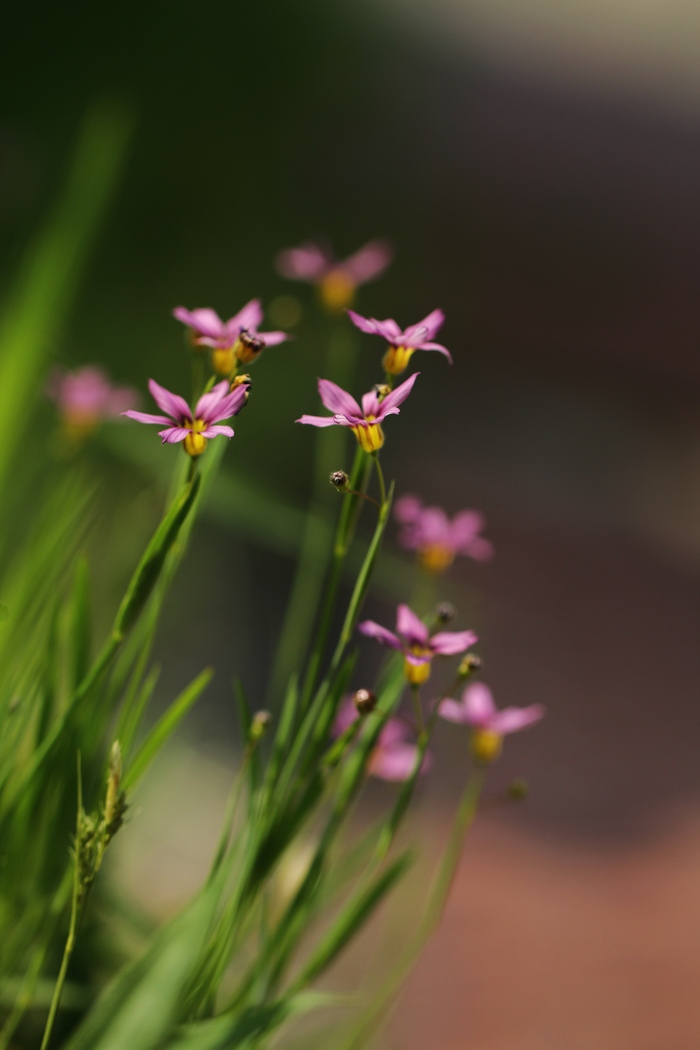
[373,453,387,507]
[411,684,425,735]
[299,447,373,710]
[267,323,360,706]
[39,853,80,1050]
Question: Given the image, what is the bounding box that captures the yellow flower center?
[470,728,502,766]
[382,345,414,376]
[351,422,384,453]
[211,347,236,375]
[183,418,207,458]
[403,648,432,685]
[419,544,455,574]
[319,268,356,312]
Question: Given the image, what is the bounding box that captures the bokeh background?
[4,0,700,1046]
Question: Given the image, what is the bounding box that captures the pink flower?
[47,366,138,436]
[275,239,393,312]
[123,378,249,458]
[172,300,288,374]
[439,683,545,764]
[334,699,430,782]
[296,373,418,453]
[358,604,477,686]
[394,494,494,573]
[347,308,451,376]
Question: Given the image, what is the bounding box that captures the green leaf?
[123,668,213,790]
[69,557,92,693]
[113,474,201,639]
[0,101,132,495]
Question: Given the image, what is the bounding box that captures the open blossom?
[123,378,249,458]
[439,683,544,764]
[172,300,288,374]
[275,239,393,312]
[358,603,477,685]
[296,373,418,453]
[334,699,430,782]
[347,308,451,376]
[47,366,138,436]
[395,495,494,573]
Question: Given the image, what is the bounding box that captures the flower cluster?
[47,366,138,437]
[173,299,288,376]
[394,494,494,573]
[276,239,393,312]
[359,603,477,686]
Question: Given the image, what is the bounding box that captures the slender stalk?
[410,684,425,735]
[39,767,84,1050]
[373,453,387,507]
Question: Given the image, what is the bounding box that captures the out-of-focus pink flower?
[334,698,431,782]
[123,378,249,458]
[172,300,288,374]
[347,308,451,376]
[439,683,545,764]
[275,239,393,312]
[296,373,418,453]
[394,494,494,573]
[358,603,477,685]
[47,366,138,436]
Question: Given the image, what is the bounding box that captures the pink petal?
[394,494,423,525]
[429,630,478,656]
[438,698,470,725]
[347,311,402,343]
[357,620,403,650]
[417,340,452,363]
[194,381,230,422]
[379,719,411,747]
[415,507,451,547]
[275,243,331,281]
[122,410,173,425]
[296,414,341,427]
[396,604,429,646]
[370,743,421,782]
[228,299,263,335]
[413,308,445,343]
[158,427,190,444]
[201,424,234,438]
[148,379,191,424]
[492,704,545,735]
[317,378,362,420]
[463,536,495,562]
[172,307,225,339]
[105,387,139,416]
[256,330,288,347]
[376,372,418,418]
[463,683,497,726]
[450,510,485,544]
[342,240,393,284]
[361,389,380,419]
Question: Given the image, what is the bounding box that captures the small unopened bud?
[105,741,122,828]
[458,654,482,679]
[352,688,377,715]
[435,602,456,624]
[231,373,251,390]
[373,383,391,402]
[507,778,529,802]
[250,709,272,742]
[235,330,266,364]
[330,470,350,491]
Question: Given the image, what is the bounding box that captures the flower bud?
[352,688,377,715]
[231,373,251,390]
[234,330,266,364]
[458,653,482,679]
[507,778,529,802]
[435,601,456,624]
[373,383,392,402]
[330,470,350,491]
[250,709,272,742]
